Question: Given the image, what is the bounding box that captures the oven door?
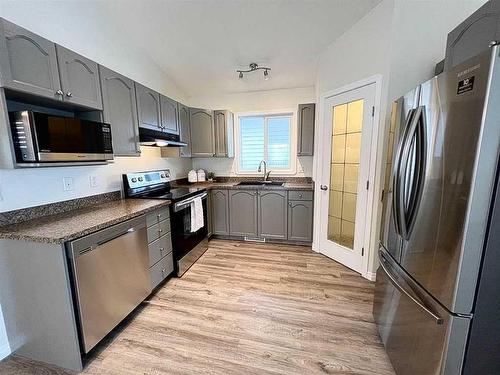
[170,192,208,275]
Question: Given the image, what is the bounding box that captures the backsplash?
[0,191,121,227]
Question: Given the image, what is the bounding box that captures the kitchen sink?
[236,181,284,187]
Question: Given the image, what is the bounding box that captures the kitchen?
[0,1,499,374]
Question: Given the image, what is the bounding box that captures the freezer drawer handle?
[379,249,444,325]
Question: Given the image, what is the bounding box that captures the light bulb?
[239,71,243,79]
[264,70,269,80]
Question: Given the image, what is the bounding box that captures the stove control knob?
[131,178,137,183]
[160,173,166,178]
[138,177,144,182]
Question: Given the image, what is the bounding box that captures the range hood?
[139,127,188,147]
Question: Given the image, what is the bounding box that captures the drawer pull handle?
[298,194,303,198]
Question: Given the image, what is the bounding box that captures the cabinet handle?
[288,202,292,206]
[159,229,163,233]
[320,185,328,191]
[56,90,63,96]
[66,92,73,97]
[298,194,303,198]
[160,247,164,252]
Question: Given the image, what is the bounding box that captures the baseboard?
[365,271,377,282]
[0,341,11,360]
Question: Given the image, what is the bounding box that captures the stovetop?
[123,170,206,202]
[141,187,206,202]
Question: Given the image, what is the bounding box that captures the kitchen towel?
[190,196,204,232]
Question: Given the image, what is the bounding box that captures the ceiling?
[100,0,381,97]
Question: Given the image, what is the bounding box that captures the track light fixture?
[237,63,271,80]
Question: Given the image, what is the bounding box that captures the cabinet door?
[136,83,161,131]
[297,103,315,156]
[190,108,215,157]
[258,190,287,239]
[99,66,140,156]
[214,110,227,157]
[0,19,61,100]
[160,95,179,135]
[56,45,102,109]
[288,200,313,242]
[212,189,230,235]
[229,190,258,237]
[178,103,192,157]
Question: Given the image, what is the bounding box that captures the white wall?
[190,86,315,177]
[314,0,486,277]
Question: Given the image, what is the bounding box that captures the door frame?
[313,75,384,281]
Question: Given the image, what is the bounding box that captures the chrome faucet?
[258,160,271,181]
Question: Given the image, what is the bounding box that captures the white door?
[319,83,376,274]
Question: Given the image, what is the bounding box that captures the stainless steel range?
[123,170,208,276]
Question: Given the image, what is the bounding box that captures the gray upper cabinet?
[212,189,230,235]
[297,103,315,156]
[178,103,192,157]
[160,95,179,135]
[258,190,287,240]
[229,190,258,237]
[190,108,215,157]
[56,45,102,110]
[288,200,313,242]
[136,83,161,131]
[99,65,140,156]
[0,19,61,100]
[214,110,234,158]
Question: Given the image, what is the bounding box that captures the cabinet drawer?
[150,252,174,290]
[288,190,313,201]
[146,207,170,227]
[147,219,171,243]
[148,232,172,267]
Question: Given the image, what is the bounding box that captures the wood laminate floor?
[0,240,395,375]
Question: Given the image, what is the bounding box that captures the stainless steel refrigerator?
[373,46,500,374]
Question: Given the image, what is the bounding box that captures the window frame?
[234,109,297,175]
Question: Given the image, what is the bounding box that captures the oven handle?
[173,192,208,212]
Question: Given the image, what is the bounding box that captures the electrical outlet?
[89,175,98,188]
[63,177,74,191]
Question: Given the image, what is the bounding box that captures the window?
[238,114,293,173]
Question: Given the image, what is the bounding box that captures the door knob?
[320,185,328,191]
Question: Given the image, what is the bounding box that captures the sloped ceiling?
[101,0,381,96]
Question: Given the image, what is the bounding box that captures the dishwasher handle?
[97,228,135,247]
[67,216,147,258]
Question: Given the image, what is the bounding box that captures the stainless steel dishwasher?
[66,216,151,353]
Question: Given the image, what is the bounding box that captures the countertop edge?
[0,200,171,245]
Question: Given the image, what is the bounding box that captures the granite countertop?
[174,180,314,191]
[0,199,170,244]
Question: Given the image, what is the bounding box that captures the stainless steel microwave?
[9,110,114,163]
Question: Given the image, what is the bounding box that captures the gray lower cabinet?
[214,110,234,157]
[297,103,315,156]
[160,94,179,135]
[146,207,173,289]
[288,199,313,242]
[229,190,258,237]
[0,19,61,100]
[211,189,230,235]
[56,45,102,109]
[178,103,192,157]
[136,83,161,131]
[99,65,140,156]
[190,108,215,157]
[258,190,287,240]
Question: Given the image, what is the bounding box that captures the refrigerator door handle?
[392,108,416,236]
[378,248,444,325]
[396,106,425,239]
